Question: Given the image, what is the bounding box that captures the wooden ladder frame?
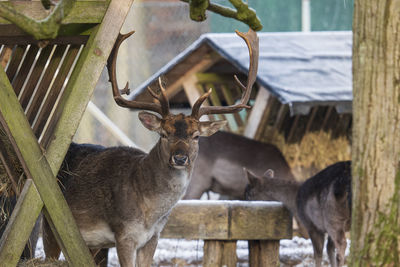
[0,0,134,265]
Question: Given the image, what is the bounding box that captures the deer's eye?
[160,133,168,139]
[193,134,200,140]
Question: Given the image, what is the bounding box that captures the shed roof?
[131,31,352,115]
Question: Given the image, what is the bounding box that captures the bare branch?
[180,0,262,31]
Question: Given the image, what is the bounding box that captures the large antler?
[191,29,259,120]
[107,31,170,118]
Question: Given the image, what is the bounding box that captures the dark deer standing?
[245,161,352,267]
[43,29,258,267]
[184,131,295,200]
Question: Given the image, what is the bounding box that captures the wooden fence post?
[203,240,237,267]
[248,240,280,267]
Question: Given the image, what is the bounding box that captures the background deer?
[184,131,295,200]
[43,29,258,267]
[245,160,352,267]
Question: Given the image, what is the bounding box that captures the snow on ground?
[35,236,350,266]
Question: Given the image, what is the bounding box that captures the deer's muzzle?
[171,153,189,167]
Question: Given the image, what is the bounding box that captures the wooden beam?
[161,200,292,240]
[320,106,333,131]
[203,240,237,267]
[182,74,203,107]
[305,106,318,133]
[0,67,95,266]
[165,55,220,100]
[182,74,212,121]
[248,240,280,267]
[271,104,288,135]
[220,84,244,129]
[46,0,135,173]
[286,115,300,143]
[244,87,271,139]
[0,1,108,25]
[0,180,43,266]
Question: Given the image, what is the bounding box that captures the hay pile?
[0,126,25,197]
[262,130,351,181]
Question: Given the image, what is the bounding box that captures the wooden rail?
[161,200,292,267]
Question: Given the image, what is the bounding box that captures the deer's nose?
[172,154,188,166]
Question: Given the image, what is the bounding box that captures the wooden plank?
[244,87,271,139]
[305,106,318,133]
[12,45,39,96]
[35,45,81,139]
[46,0,135,173]
[19,45,54,110]
[221,241,237,267]
[0,67,95,266]
[0,34,89,45]
[5,45,26,82]
[182,74,212,121]
[0,180,43,266]
[26,45,67,124]
[207,82,229,126]
[271,103,288,135]
[286,115,300,143]
[229,201,292,240]
[203,241,223,267]
[161,200,292,240]
[203,240,237,267]
[161,201,229,240]
[0,1,108,24]
[165,55,220,100]
[0,45,12,68]
[196,73,235,84]
[220,84,244,128]
[321,106,333,131]
[248,240,280,267]
[182,74,203,107]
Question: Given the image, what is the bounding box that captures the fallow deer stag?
[43,29,258,267]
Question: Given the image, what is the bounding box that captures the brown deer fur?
[43,29,259,267]
[184,131,295,200]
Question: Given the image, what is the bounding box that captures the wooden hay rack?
[0,0,134,265]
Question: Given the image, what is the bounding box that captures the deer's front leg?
[136,234,159,267]
[116,234,137,267]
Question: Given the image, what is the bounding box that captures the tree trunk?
[351,0,400,266]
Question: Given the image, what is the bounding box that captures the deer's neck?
[265,179,301,217]
[141,140,193,200]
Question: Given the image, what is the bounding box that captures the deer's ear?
[263,169,274,178]
[139,111,162,132]
[244,168,261,185]
[198,120,227,136]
